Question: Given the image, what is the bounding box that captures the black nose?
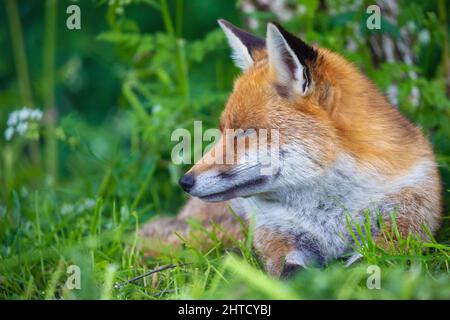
[179,173,195,192]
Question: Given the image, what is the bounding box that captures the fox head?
[178,20,398,202]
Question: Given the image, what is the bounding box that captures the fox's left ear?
[267,23,318,96]
[218,19,265,71]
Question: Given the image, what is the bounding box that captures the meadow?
[0,0,449,299]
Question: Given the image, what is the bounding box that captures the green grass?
[0,191,448,299]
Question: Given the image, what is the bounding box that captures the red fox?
[140,20,442,277]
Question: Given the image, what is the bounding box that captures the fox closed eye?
[235,128,256,138]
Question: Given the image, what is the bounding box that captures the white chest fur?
[230,154,434,260]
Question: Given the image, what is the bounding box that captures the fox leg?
[140,198,303,277]
[139,197,244,256]
[345,187,442,266]
[140,199,332,278]
[253,228,328,278]
[376,187,441,246]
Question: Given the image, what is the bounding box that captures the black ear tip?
[267,21,318,64]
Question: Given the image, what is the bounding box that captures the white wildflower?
[418,30,430,44]
[30,109,43,120]
[19,108,30,120]
[61,203,75,215]
[62,198,96,215]
[83,198,96,210]
[4,107,43,141]
[4,127,14,141]
[297,5,306,15]
[77,198,96,213]
[152,104,162,113]
[7,112,18,126]
[16,122,28,136]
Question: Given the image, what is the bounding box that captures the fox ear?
[218,19,265,71]
[267,22,318,96]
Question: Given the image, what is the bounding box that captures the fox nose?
[179,173,195,192]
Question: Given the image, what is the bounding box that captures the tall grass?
[42,0,58,184]
[0,192,448,299]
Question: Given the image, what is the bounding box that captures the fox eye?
[236,128,256,138]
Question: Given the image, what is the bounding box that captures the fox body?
[140,21,442,277]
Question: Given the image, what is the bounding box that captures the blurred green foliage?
[0,0,448,299]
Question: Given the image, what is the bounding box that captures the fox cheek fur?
[140,20,442,277]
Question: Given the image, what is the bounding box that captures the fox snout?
[179,167,270,203]
[178,151,274,202]
[179,173,195,192]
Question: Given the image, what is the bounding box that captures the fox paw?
[280,262,303,279]
[280,248,327,278]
